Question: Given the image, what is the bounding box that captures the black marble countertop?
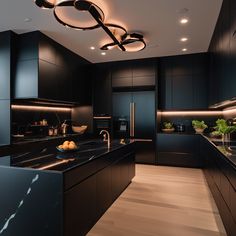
[12,133,81,145]
[202,135,236,168]
[0,139,134,172]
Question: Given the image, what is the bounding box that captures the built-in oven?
[93,116,112,136]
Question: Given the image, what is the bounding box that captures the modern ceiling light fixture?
[35,0,146,52]
[54,0,105,30]
[34,0,55,9]
[120,33,146,52]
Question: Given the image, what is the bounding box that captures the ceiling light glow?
[182,48,187,52]
[180,18,188,24]
[180,37,188,42]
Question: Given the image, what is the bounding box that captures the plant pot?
[194,128,205,134]
[162,128,175,133]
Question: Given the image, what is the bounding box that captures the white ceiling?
[0,0,222,63]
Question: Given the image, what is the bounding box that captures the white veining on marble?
[0,174,40,234]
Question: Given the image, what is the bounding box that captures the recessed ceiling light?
[182,48,187,52]
[101,52,106,55]
[24,17,32,22]
[180,37,188,42]
[90,46,95,50]
[180,18,188,24]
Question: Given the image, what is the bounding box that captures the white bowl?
[72,125,88,134]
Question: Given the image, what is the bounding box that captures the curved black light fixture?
[121,33,146,52]
[100,24,127,50]
[54,0,104,30]
[35,0,146,52]
[34,0,55,9]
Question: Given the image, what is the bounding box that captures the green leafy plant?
[192,120,208,130]
[214,119,236,135]
[163,122,173,129]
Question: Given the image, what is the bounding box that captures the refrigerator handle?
[130,102,135,137]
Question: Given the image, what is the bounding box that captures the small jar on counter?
[48,127,54,136]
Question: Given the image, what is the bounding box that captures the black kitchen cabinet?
[14,31,91,104]
[132,59,156,87]
[0,31,17,146]
[0,32,11,100]
[112,61,132,87]
[157,133,202,167]
[96,166,112,217]
[0,100,11,145]
[111,59,156,88]
[159,53,208,110]
[64,175,96,236]
[208,0,236,105]
[64,148,135,236]
[92,64,112,115]
[201,136,236,236]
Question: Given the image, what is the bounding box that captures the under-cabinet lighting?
[160,111,223,116]
[11,105,71,112]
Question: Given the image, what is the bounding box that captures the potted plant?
[162,122,175,132]
[213,119,236,145]
[192,120,208,133]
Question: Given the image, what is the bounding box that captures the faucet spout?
[99,130,110,149]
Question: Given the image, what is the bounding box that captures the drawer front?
[157,152,201,167]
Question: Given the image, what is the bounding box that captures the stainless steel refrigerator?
[113,91,156,164]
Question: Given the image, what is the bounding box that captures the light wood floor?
[88,165,227,236]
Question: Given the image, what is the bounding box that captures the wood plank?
[88,165,226,236]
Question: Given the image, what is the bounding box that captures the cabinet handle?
[130,103,135,137]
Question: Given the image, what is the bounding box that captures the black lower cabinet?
[64,150,135,236]
[201,136,236,236]
[135,140,156,164]
[64,175,97,236]
[96,166,112,217]
[156,133,202,167]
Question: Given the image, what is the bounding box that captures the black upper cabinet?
[172,75,194,109]
[0,31,17,100]
[14,31,91,104]
[209,0,236,105]
[112,61,132,88]
[111,59,156,88]
[159,53,208,110]
[132,59,156,87]
[93,64,112,115]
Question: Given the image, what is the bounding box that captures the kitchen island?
[0,139,135,236]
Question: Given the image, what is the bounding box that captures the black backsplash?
[12,108,71,135]
[159,114,222,133]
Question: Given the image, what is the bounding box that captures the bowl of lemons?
[56,141,79,152]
